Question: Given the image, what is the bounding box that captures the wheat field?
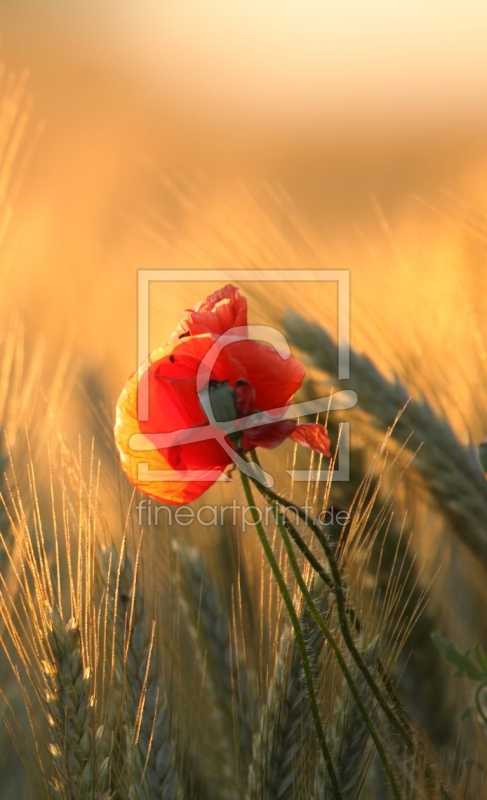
[0,7,487,799]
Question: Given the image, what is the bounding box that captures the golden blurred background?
[0,0,486,392]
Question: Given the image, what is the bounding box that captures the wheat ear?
[177,544,253,779]
[249,583,330,800]
[101,543,184,800]
[45,605,108,799]
[284,313,487,573]
[314,638,378,800]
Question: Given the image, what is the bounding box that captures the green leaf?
[431,634,486,681]
[475,643,487,673]
[461,706,473,722]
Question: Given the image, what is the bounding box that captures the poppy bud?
[205,380,238,423]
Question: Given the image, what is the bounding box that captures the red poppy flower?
[115,284,331,505]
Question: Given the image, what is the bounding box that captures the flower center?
[206,379,238,423]
[199,378,258,451]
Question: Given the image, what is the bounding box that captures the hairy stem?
[251,475,452,800]
[239,469,343,800]
[266,498,403,800]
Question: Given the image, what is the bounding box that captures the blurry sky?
[2,0,487,135]
[101,0,487,129]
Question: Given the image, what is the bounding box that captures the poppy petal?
[216,339,305,411]
[115,374,216,505]
[115,340,233,505]
[168,284,247,343]
[234,379,255,416]
[289,424,332,457]
[139,336,237,470]
[242,419,296,451]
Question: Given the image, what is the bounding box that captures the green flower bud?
[206,380,238,423]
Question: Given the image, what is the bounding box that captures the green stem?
[269,497,404,800]
[250,471,452,800]
[255,477,412,739]
[238,469,343,800]
[255,483,410,729]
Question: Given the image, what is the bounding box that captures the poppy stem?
[264,494,404,800]
[238,468,344,800]
[248,453,452,800]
